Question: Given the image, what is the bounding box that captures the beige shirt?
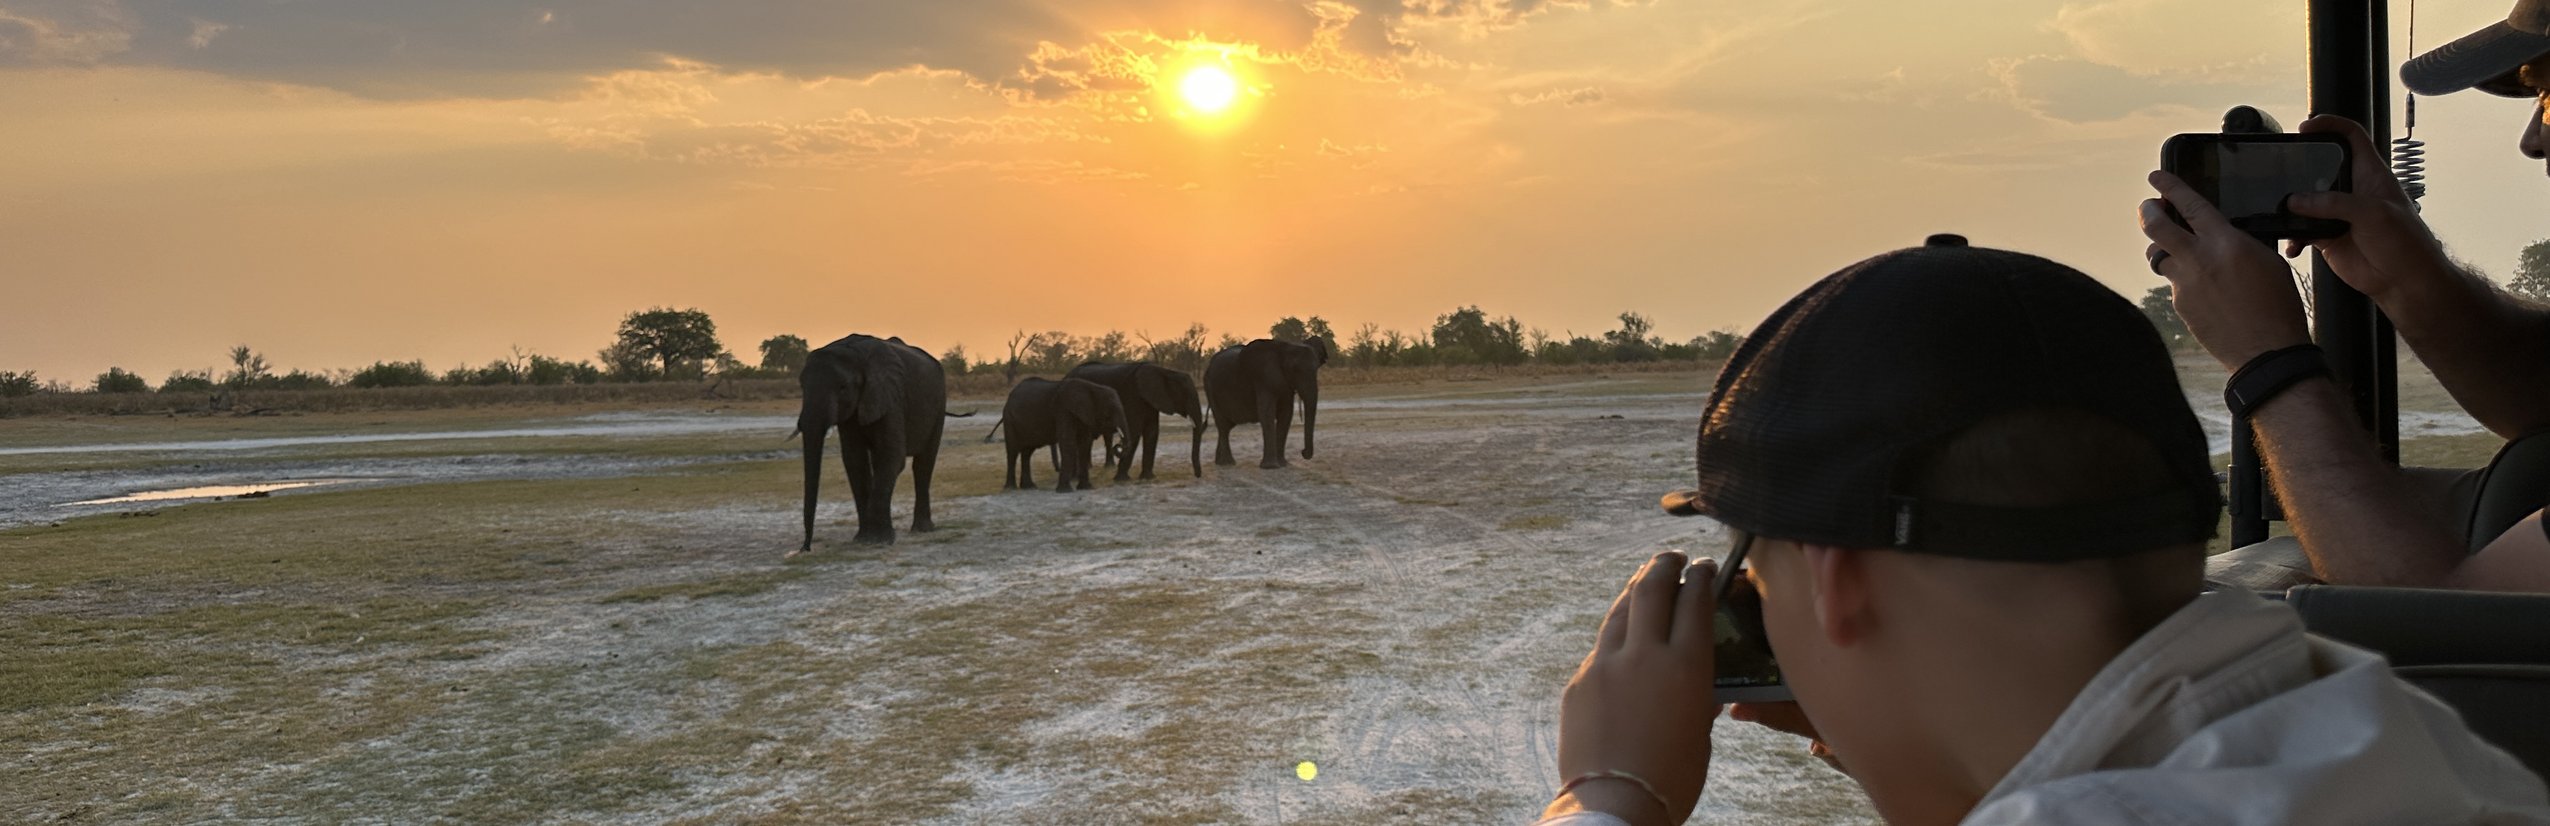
[1538,590,2550,825]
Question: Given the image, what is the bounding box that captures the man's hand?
[1544,552,1721,825]
[2281,115,2458,305]
[2140,171,2314,370]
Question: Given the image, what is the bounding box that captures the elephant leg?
[859,439,906,545]
[1055,424,1080,492]
[1140,417,1161,480]
[840,437,874,538]
[1015,447,1036,490]
[910,448,936,533]
[1257,391,1290,469]
[1003,448,1018,490]
[1215,421,1238,467]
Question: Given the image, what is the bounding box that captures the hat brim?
[1660,489,1705,517]
[2403,22,2550,97]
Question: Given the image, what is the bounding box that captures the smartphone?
[2159,133,2352,240]
[1710,530,1792,704]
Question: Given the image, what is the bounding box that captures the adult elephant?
[794,334,951,553]
[997,377,1130,492]
[1064,361,1204,480]
[1204,337,1327,469]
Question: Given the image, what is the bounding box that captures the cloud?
[0,0,134,63]
[2046,0,2301,81]
[1508,86,1605,107]
[0,0,1604,100]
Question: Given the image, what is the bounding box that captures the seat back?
[2463,431,2550,554]
[2287,585,2550,779]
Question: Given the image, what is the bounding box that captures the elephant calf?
[998,377,1130,492]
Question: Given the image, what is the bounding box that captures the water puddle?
[59,479,357,506]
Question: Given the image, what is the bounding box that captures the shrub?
[525,355,602,385]
[0,371,39,398]
[161,370,217,394]
[348,361,435,389]
[94,368,150,394]
[266,370,337,391]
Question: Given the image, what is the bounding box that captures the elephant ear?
[1135,367,1180,413]
[856,362,901,426]
[1303,336,1330,366]
[1067,383,1102,430]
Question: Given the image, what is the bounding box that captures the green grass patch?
[1497,513,1572,532]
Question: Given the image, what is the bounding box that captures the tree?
[614,307,723,381]
[0,371,39,398]
[1693,329,1743,362]
[941,344,971,377]
[759,334,810,373]
[1606,312,1660,362]
[598,340,657,382]
[1139,323,1212,372]
[1270,316,1310,343]
[224,345,271,388]
[2513,238,2550,301]
[2139,286,2193,350]
[94,368,150,394]
[1431,306,1528,365]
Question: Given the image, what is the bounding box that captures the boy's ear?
[1801,544,1874,648]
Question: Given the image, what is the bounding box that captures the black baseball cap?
[2402,0,2550,97]
[1659,234,2221,561]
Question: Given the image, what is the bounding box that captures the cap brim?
[1660,489,1705,517]
[2403,22,2550,96]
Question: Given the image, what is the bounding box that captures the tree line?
[0,305,1763,400]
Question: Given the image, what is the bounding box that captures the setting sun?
[1178,65,1239,114]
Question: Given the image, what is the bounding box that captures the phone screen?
[2164,135,2350,239]
[1711,531,1790,704]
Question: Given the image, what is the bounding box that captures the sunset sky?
[3,0,2543,383]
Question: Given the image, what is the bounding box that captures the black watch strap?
[2225,344,2330,419]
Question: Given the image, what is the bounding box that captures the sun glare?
[1178,65,1239,115]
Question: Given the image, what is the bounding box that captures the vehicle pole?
[2246,0,2404,546]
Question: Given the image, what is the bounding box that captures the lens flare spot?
[1295,760,1318,782]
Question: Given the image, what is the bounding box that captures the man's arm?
[2284,116,2550,439]
[2363,263,2550,440]
[2251,378,2475,586]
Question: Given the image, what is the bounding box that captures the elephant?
[1204,337,1327,469]
[792,334,954,553]
[996,377,1131,492]
[1064,361,1205,480]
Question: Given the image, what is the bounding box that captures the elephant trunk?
[799,413,828,553]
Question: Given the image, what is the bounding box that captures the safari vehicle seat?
[2459,431,2550,554]
[2286,584,2550,779]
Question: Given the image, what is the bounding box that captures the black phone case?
[2159,133,2353,241]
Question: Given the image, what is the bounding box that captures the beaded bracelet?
[1556,769,1673,820]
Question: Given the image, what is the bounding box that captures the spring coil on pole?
[2393,95,2428,204]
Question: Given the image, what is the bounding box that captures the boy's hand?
[1546,552,1721,825]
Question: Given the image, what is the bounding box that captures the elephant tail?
[786,424,802,442]
[983,414,1007,443]
[944,409,977,418]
